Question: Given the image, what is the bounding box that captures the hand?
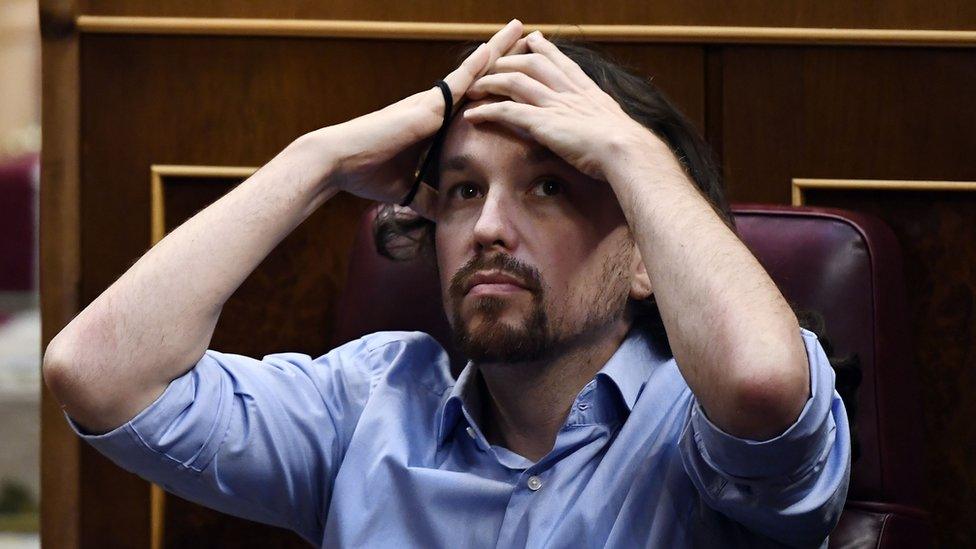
[309,19,525,220]
[462,31,658,182]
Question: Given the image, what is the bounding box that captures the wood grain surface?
[76,1,976,30]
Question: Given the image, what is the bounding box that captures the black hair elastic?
[400,79,454,207]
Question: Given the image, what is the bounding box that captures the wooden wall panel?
[79,35,703,302]
[78,449,152,547]
[79,33,704,546]
[719,46,976,203]
[720,46,976,546]
[157,176,369,359]
[801,187,976,547]
[38,1,82,547]
[159,174,361,547]
[76,1,976,30]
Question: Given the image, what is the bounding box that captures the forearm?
[42,19,526,434]
[44,129,340,432]
[605,138,809,440]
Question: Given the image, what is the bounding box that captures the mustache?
[448,253,543,298]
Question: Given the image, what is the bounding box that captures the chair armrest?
[829,500,932,549]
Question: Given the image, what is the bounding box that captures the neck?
[475,318,631,462]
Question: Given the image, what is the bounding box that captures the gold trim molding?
[792,178,976,206]
[77,16,976,47]
[150,164,257,244]
[148,164,257,549]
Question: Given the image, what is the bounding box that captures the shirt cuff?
[63,351,234,475]
[687,328,839,481]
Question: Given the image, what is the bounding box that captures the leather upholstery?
[828,501,932,549]
[330,203,930,547]
[733,205,924,506]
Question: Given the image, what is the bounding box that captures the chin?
[452,297,551,363]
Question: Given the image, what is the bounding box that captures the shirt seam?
[125,422,206,474]
[363,335,452,397]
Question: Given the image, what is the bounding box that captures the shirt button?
[527,476,543,491]
[466,426,476,439]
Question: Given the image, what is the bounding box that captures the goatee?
[449,253,553,363]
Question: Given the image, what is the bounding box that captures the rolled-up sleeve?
[65,336,381,545]
[679,327,852,547]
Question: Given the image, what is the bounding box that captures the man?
[43,19,850,547]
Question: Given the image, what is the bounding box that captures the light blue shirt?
[70,324,850,547]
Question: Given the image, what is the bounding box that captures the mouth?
[464,270,531,296]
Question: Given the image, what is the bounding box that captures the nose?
[472,187,519,253]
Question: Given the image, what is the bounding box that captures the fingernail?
[528,30,542,41]
[509,18,521,26]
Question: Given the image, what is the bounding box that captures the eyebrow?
[441,146,560,173]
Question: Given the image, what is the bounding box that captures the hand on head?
[462,31,656,182]
[321,19,527,221]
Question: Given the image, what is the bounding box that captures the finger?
[482,19,526,70]
[525,31,599,92]
[462,100,542,134]
[442,19,523,104]
[503,35,532,56]
[466,72,556,106]
[489,53,575,92]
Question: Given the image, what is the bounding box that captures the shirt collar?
[595,320,668,412]
[438,360,479,446]
[436,321,669,446]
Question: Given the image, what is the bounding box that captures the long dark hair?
[372,38,859,456]
[373,37,729,344]
[374,38,730,261]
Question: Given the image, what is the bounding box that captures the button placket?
[497,471,544,547]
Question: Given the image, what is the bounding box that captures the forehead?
[435,100,627,231]
[439,99,566,174]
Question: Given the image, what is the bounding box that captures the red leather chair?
[733,205,931,548]
[329,203,931,547]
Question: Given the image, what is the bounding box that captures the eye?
[448,182,483,200]
[531,178,564,197]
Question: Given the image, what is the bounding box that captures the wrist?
[278,128,342,198]
[606,127,674,174]
[603,130,687,203]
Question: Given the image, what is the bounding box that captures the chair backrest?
[732,204,923,507]
[329,203,924,507]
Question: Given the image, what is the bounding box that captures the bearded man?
[44,19,850,548]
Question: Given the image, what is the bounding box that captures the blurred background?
[0,0,41,548]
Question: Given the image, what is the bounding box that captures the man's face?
[434,99,642,364]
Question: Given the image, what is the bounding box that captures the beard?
[452,293,550,363]
[449,253,551,363]
[448,244,632,364]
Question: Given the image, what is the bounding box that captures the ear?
[629,243,653,300]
